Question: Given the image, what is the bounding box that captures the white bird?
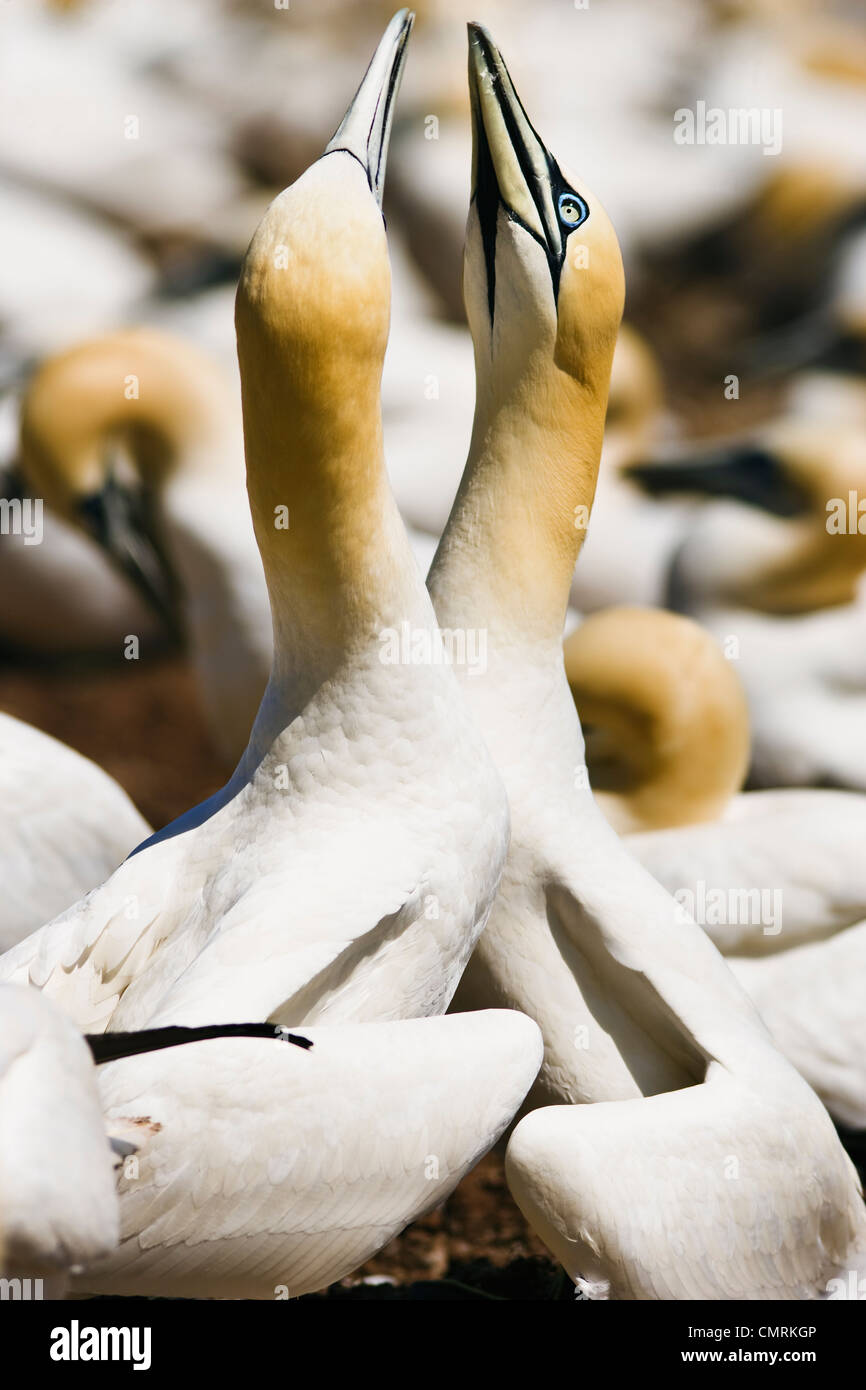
[0,713,150,953]
[429,25,866,1297]
[628,419,866,789]
[1,12,508,1047]
[0,984,118,1296]
[564,605,866,1126]
[17,326,272,764]
[74,1009,542,1299]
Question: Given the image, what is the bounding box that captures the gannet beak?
[626,444,810,518]
[468,22,564,301]
[324,9,414,208]
[78,462,182,636]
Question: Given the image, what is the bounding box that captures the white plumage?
[76,1010,542,1299]
[0,714,149,953]
[0,984,118,1289]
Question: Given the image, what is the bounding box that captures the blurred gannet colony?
[2,0,866,1302]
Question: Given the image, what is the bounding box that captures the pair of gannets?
[630,419,866,789]
[432,28,866,1297]
[564,604,866,1127]
[7,14,866,1299]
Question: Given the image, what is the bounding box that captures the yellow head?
[564,606,751,833]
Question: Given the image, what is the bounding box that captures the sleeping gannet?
[0,714,150,953]
[18,327,271,764]
[0,984,118,1296]
[628,420,866,788]
[74,1009,542,1299]
[565,605,866,1126]
[429,24,866,1298]
[0,12,508,1042]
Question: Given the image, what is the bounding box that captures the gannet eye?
[558,192,588,230]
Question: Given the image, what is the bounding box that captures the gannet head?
[627,420,866,611]
[464,23,624,406]
[17,328,237,631]
[235,10,412,395]
[564,606,750,833]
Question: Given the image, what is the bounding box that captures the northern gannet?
[629,420,866,788]
[18,327,271,764]
[565,605,866,1126]
[74,1010,542,1299]
[429,24,866,1298]
[0,984,118,1296]
[1,11,509,1044]
[0,714,150,953]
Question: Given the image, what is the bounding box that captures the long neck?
[429,348,611,647]
[236,310,427,706]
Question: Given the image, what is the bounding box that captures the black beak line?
[87,1022,314,1065]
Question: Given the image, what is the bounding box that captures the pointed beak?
[467,22,562,282]
[78,464,183,638]
[324,9,414,208]
[626,444,810,518]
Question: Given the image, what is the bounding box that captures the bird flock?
[3,4,866,1301]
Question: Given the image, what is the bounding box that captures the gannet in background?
[430,25,866,1298]
[74,1009,542,1299]
[0,984,118,1296]
[1,12,509,1046]
[565,605,866,1126]
[0,714,150,953]
[565,607,866,949]
[18,327,272,764]
[628,421,866,788]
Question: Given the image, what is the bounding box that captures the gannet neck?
[431,359,610,646]
[564,607,751,833]
[236,160,427,698]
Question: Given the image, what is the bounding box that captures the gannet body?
[429,26,866,1297]
[0,714,150,952]
[0,984,118,1292]
[74,1010,542,1299]
[1,12,508,1044]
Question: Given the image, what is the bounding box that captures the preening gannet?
[0,713,150,953]
[628,420,866,788]
[430,24,866,1297]
[1,11,509,1044]
[0,984,118,1295]
[74,1010,542,1300]
[18,327,271,764]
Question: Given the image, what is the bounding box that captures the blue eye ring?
[558,190,588,230]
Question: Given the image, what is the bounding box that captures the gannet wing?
[730,921,866,1130]
[0,984,118,1273]
[0,836,186,1034]
[629,790,866,955]
[506,1062,865,1300]
[79,1011,543,1299]
[107,816,458,1030]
